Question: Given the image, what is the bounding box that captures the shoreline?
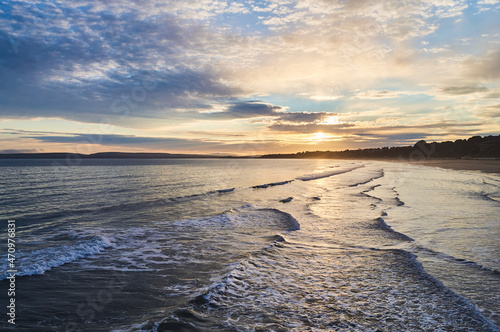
[405,159,500,174]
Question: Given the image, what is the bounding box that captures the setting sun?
[310,132,331,142]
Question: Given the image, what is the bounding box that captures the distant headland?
[0,152,216,159]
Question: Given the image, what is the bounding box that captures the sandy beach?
[410,159,500,174]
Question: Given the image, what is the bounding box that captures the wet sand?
[409,159,500,174]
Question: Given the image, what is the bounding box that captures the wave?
[371,217,414,242]
[157,245,498,332]
[349,169,385,187]
[414,245,500,275]
[217,188,234,193]
[398,249,500,331]
[392,187,405,206]
[0,235,113,279]
[394,197,405,206]
[10,166,370,226]
[479,193,500,204]
[157,240,290,331]
[296,165,363,181]
[170,206,301,232]
[13,185,239,223]
[8,207,300,280]
[165,187,236,202]
[366,184,381,191]
[358,184,383,204]
[252,180,293,189]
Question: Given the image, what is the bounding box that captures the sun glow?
[319,116,341,125]
[310,132,331,142]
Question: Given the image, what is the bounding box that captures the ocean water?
[0,158,499,331]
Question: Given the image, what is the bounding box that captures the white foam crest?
[17,207,299,276]
[190,246,497,331]
[159,206,300,231]
[0,235,113,279]
[349,169,385,187]
[77,225,221,272]
[296,166,363,181]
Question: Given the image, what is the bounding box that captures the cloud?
[352,90,421,99]
[440,85,489,95]
[474,104,500,118]
[186,131,248,137]
[268,123,355,133]
[464,50,500,80]
[485,91,500,99]
[0,1,247,125]
[275,112,327,123]
[268,120,482,134]
[20,132,232,151]
[0,149,43,154]
[267,118,484,147]
[0,0,499,152]
[353,132,430,142]
[200,104,333,123]
[15,131,291,154]
[252,5,276,13]
[477,0,500,5]
[308,95,344,101]
[181,101,286,121]
[217,101,283,118]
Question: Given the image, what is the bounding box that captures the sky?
[0,0,499,155]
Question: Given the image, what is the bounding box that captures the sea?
[0,158,499,331]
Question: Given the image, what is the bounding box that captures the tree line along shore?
[259,135,500,160]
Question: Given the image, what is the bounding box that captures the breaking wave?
[0,235,113,279]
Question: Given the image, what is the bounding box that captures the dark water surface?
[0,159,498,331]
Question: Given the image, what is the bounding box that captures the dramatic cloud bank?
[0,0,499,153]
